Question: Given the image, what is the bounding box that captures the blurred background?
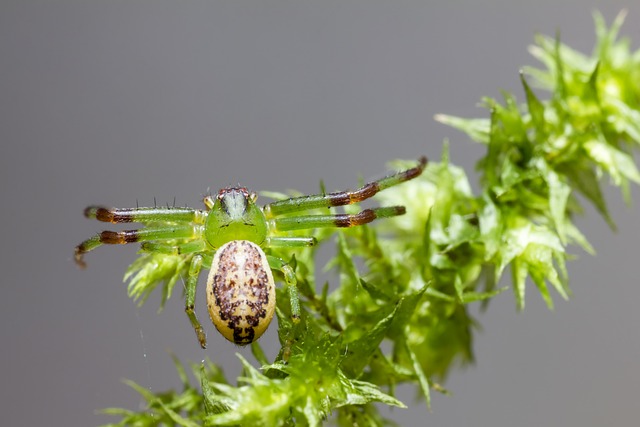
[1,1,638,425]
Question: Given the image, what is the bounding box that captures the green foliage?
[125,253,192,310]
[435,10,640,310]
[104,12,640,426]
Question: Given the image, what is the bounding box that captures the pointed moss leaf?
[336,231,361,288]
[528,38,555,76]
[442,214,480,252]
[497,158,525,196]
[460,286,508,304]
[584,138,640,185]
[122,379,157,404]
[554,33,567,99]
[606,98,640,143]
[511,257,528,310]
[564,221,595,255]
[594,10,627,59]
[498,91,527,138]
[434,114,491,144]
[441,139,451,165]
[544,252,570,301]
[530,266,554,309]
[428,245,457,271]
[360,278,394,301]
[201,366,230,416]
[341,304,398,377]
[424,287,456,302]
[586,61,600,103]
[479,194,502,260]
[453,274,464,302]
[364,348,415,388]
[345,380,406,409]
[563,163,615,229]
[302,395,323,427]
[407,343,431,410]
[251,341,269,366]
[539,250,568,303]
[170,353,190,387]
[481,106,502,185]
[156,401,201,427]
[520,71,546,130]
[545,168,571,244]
[422,206,433,270]
[237,353,266,383]
[388,286,428,335]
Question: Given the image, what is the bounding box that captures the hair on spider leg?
[319,179,327,195]
[202,187,212,200]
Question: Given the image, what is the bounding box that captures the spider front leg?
[272,206,406,232]
[83,205,205,224]
[74,224,201,268]
[262,156,427,217]
[75,205,206,268]
[140,240,208,256]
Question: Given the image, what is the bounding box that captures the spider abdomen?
[206,240,275,345]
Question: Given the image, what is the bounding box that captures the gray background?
[1,1,638,426]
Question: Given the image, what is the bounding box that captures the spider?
[75,157,427,348]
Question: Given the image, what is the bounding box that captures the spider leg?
[74,224,202,268]
[185,254,208,348]
[267,255,301,322]
[83,206,206,224]
[140,240,208,255]
[263,156,427,217]
[265,236,317,247]
[272,206,405,231]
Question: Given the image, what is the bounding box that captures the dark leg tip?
[74,248,87,269]
[196,328,207,349]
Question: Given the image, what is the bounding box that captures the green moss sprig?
[102,12,640,426]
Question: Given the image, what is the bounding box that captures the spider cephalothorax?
[203,187,268,250]
[75,157,427,347]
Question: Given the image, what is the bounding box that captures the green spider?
[75,157,427,348]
